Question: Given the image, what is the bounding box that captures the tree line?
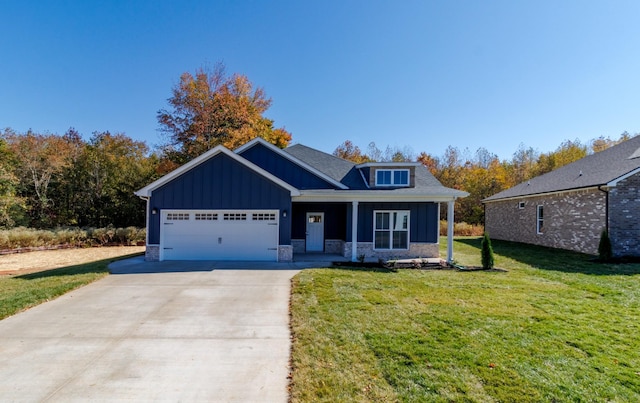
[334,132,635,225]
[1,62,634,229]
[0,63,292,229]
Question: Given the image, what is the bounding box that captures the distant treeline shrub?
[439,221,484,237]
[0,226,146,250]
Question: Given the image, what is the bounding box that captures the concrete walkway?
[0,260,301,402]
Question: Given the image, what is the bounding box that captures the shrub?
[439,221,484,237]
[481,232,495,269]
[598,229,613,262]
[0,226,146,250]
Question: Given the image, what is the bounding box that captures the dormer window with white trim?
[375,169,409,187]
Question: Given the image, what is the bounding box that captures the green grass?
[290,237,640,402]
[0,253,140,320]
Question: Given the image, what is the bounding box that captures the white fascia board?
[135,145,300,197]
[235,138,349,190]
[356,162,421,168]
[607,167,640,187]
[293,190,461,203]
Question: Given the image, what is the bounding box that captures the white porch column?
[447,200,455,263]
[351,200,359,262]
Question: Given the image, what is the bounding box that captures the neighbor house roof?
[484,135,640,202]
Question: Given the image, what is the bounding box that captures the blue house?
[135,138,467,262]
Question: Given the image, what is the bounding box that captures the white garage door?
[160,209,279,261]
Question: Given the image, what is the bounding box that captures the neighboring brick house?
[484,135,640,257]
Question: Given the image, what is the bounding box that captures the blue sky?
[1,1,639,160]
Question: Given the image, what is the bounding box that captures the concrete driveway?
[0,260,300,402]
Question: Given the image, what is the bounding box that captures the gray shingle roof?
[484,135,640,202]
[284,143,467,197]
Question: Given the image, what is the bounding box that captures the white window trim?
[373,210,410,250]
[375,169,410,187]
[536,205,544,234]
[518,201,525,209]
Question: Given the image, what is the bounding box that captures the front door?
[306,212,324,252]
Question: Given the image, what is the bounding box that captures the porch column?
[447,200,455,263]
[351,200,359,262]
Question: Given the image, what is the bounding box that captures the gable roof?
[134,145,300,198]
[484,135,640,202]
[284,143,468,198]
[236,138,348,189]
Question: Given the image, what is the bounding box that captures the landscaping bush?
[0,226,146,250]
[598,229,613,262]
[481,232,495,269]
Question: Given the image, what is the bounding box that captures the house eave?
[482,185,601,203]
[294,190,465,203]
[134,145,301,197]
[606,167,640,187]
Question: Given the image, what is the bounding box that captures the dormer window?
[376,169,409,186]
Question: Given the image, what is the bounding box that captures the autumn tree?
[4,130,74,226]
[333,140,370,163]
[157,63,291,167]
[68,131,157,227]
[0,133,24,227]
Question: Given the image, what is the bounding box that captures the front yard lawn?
[0,249,142,320]
[290,238,640,402]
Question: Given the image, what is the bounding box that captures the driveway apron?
[0,266,298,402]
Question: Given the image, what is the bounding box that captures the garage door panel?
[161,210,278,261]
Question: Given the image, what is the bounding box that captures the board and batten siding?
[346,202,439,243]
[239,143,336,189]
[148,153,292,245]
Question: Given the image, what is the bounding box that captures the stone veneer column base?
[145,245,160,262]
[343,242,439,261]
[278,245,293,262]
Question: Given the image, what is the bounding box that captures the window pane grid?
[374,210,409,250]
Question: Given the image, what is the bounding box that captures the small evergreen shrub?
[481,232,495,269]
[598,229,613,262]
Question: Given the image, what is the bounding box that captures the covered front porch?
[288,198,458,263]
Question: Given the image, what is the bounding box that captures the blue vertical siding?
[148,153,292,244]
[352,202,439,243]
[291,203,347,239]
[239,143,336,189]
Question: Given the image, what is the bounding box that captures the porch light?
[282,210,288,218]
[152,208,158,215]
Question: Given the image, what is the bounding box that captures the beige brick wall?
[485,188,606,255]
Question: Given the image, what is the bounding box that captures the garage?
[160,209,279,261]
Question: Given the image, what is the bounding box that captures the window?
[375,169,409,186]
[537,205,544,234]
[224,213,247,221]
[195,213,217,220]
[374,211,409,250]
[166,213,189,220]
[252,213,276,221]
[518,201,525,209]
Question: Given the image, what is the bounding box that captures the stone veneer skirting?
[291,239,345,254]
[485,188,606,255]
[343,242,439,260]
[145,245,160,261]
[278,245,293,262]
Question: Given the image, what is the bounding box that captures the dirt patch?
[0,246,145,276]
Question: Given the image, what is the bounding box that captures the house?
[135,138,467,262]
[484,135,640,257]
